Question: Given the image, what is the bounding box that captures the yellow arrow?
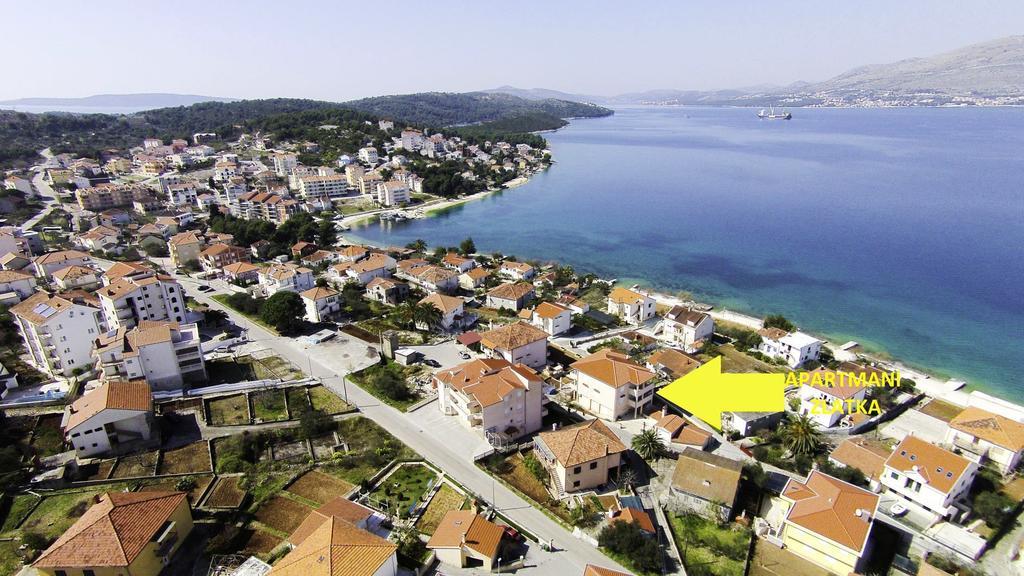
[656,357,786,431]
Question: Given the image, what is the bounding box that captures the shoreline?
[342,215,982,409]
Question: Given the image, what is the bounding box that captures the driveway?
[170,271,631,574]
[405,340,473,371]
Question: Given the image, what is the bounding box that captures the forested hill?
[340,92,613,126]
[0,92,612,168]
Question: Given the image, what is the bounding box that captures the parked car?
[423,358,441,368]
[459,351,471,359]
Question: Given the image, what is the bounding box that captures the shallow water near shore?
[349,106,1024,396]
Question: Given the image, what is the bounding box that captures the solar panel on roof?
[32,303,58,318]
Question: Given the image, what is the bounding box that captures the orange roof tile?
[426,510,504,559]
[419,293,463,314]
[607,287,647,304]
[829,439,891,481]
[782,470,879,554]
[884,436,973,495]
[64,380,152,432]
[479,321,548,351]
[487,282,534,301]
[287,497,374,546]
[537,419,627,467]
[949,406,1024,452]
[34,492,186,568]
[572,349,655,388]
[272,515,396,576]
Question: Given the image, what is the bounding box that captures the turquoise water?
[350,106,1024,394]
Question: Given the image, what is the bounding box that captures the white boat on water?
[758,105,792,120]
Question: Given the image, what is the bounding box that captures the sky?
[2,0,1022,101]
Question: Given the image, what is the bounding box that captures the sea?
[348,106,1024,396]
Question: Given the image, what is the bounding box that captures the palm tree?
[406,239,427,252]
[781,414,822,457]
[393,301,417,329]
[631,428,665,461]
[413,302,443,332]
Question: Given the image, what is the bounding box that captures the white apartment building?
[606,287,655,325]
[259,263,315,296]
[300,286,341,323]
[401,129,424,151]
[93,321,206,391]
[377,180,409,206]
[33,250,93,279]
[662,306,714,352]
[358,146,379,164]
[96,273,187,331]
[298,175,348,199]
[434,358,545,444]
[528,302,572,336]
[10,291,105,378]
[273,153,298,177]
[344,163,364,187]
[881,436,977,519]
[62,380,154,458]
[359,172,382,196]
[498,261,535,281]
[479,321,548,370]
[759,329,822,368]
[328,253,395,286]
[572,349,657,420]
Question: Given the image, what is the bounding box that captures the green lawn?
[212,294,279,334]
[286,387,312,416]
[667,512,751,576]
[0,495,40,535]
[308,385,350,414]
[370,464,437,516]
[206,358,258,384]
[20,490,106,540]
[320,417,417,486]
[416,483,466,535]
[252,390,288,422]
[0,540,24,576]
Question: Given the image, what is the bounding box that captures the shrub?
[598,521,661,574]
[973,490,1015,528]
[175,476,198,491]
[523,454,548,482]
[21,532,50,551]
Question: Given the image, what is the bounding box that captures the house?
[499,261,535,281]
[337,245,369,262]
[365,277,409,305]
[300,286,341,323]
[329,253,394,286]
[10,291,104,378]
[606,287,655,325]
[479,321,548,370]
[272,497,397,576]
[222,261,260,284]
[168,231,203,269]
[881,436,977,519]
[528,301,571,336]
[721,411,784,437]
[301,249,340,267]
[646,348,701,379]
[419,293,466,330]
[96,272,187,330]
[652,409,712,451]
[259,263,315,296]
[829,438,892,491]
[666,448,742,520]
[76,225,121,254]
[946,406,1024,475]
[534,419,627,494]
[485,282,535,311]
[798,368,872,428]
[62,380,155,457]
[758,329,822,368]
[33,250,92,279]
[400,264,459,293]
[459,267,490,290]
[376,180,409,206]
[778,470,879,576]
[434,359,545,443]
[250,239,272,260]
[572,349,656,420]
[93,321,207,391]
[200,243,249,274]
[442,253,476,273]
[427,510,505,571]
[291,241,318,259]
[609,506,656,535]
[0,252,31,271]
[33,492,193,576]
[0,269,37,301]
[662,306,713,352]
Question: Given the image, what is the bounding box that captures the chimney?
[661,407,668,418]
[552,423,558,431]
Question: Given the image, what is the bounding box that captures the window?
[573,466,581,474]
[590,462,598,470]
[55,571,67,576]
[573,481,580,488]
[84,570,95,576]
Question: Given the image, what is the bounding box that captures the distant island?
[0,92,236,112]
[486,35,1024,107]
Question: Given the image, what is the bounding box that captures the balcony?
[951,437,988,459]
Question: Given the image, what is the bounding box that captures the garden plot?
[310,432,343,460]
[270,439,310,462]
[206,476,247,508]
[254,496,312,534]
[111,451,159,478]
[416,483,467,535]
[368,463,438,516]
[286,470,353,505]
[19,489,106,539]
[0,494,40,534]
[251,389,288,423]
[240,529,282,556]
[285,386,311,416]
[308,385,350,413]
[157,441,212,475]
[77,460,115,481]
[207,394,251,426]
[140,475,213,504]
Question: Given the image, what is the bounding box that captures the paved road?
[175,274,630,575]
[21,173,58,230]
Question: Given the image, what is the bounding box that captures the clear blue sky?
[4,0,1022,101]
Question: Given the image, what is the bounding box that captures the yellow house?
[168,232,202,269]
[779,470,879,576]
[33,491,193,576]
